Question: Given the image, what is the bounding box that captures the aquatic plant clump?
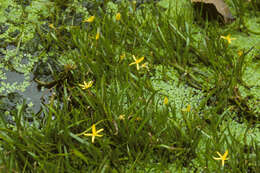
[0,0,259,172]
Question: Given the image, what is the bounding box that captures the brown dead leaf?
[191,0,234,23]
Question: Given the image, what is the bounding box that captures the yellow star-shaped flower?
[84,124,104,143]
[213,150,229,167]
[238,50,243,56]
[164,96,169,105]
[49,23,55,29]
[129,55,144,70]
[116,13,121,21]
[182,104,191,112]
[79,81,93,90]
[96,32,100,40]
[141,62,149,69]
[83,16,95,23]
[118,114,125,120]
[120,53,126,61]
[220,34,236,44]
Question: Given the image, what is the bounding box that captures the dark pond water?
[0,70,52,114]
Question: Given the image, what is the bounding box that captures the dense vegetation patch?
[0,0,259,172]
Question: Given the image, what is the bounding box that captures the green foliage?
[0,0,259,172]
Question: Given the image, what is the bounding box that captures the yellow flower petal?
[216,152,222,157]
[96,32,100,40]
[91,136,95,143]
[119,114,125,120]
[238,50,243,56]
[135,117,142,121]
[49,23,55,29]
[83,16,95,23]
[120,53,126,61]
[84,133,93,136]
[136,57,144,64]
[141,62,148,69]
[116,13,121,21]
[223,150,228,157]
[182,104,191,112]
[164,96,169,105]
[213,157,222,160]
[95,134,103,137]
[96,128,104,133]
